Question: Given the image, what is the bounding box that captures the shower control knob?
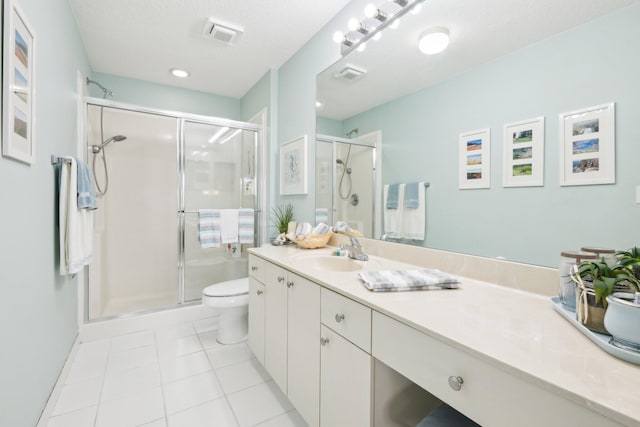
[251,266,258,272]
[277,276,285,283]
[287,281,294,288]
[256,290,263,296]
[448,376,464,391]
[335,313,345,323]
[320,337,330,346]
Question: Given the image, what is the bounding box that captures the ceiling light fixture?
[334,0,426,56]
[418,27,450,55]
[170,68,190,78]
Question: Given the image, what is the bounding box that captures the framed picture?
[459,128,490,189]
[503,117,545,187]
[2,0,36,164]
[280,135,308,195]
[559,103,615,186]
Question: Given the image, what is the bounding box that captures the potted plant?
[604,247,640,350]
[271,203,294,245]
[572,259,638,334]
[616,246,640,280]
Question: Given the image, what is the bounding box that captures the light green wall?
[241,70,271,121]
[341,4,640,266]
[0,0,92,425]
[91,72,241,119]
[317,117,343,136]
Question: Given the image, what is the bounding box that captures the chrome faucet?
[341,236,369,261]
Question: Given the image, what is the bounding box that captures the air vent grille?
[202,17,244,44]
[333,64,367,82]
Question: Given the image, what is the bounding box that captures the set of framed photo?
[1,0,36,165]
[458,102,615,189]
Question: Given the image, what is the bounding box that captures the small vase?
[604,293,640,352]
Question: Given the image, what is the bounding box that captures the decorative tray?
[551,297,640,365]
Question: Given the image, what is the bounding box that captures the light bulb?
[364,3,378,18]
[389,19,400,29]
[170,68,190,78]
[418,28,450,55]
[357,42,367,52]
[410,3,422,15]
[372,31,382,41]
[347,18,360,32]
[333,31,344,44]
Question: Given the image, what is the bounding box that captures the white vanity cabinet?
[320,289,372,427]
[264,262,290,393]
[248,255,266,364]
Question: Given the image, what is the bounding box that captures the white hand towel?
[220,209,239,243]
[401,181,425,240]
[59,157,93,275]
[383,184,404,238]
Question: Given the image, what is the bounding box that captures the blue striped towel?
[359,269,460,292]
[75,157,97,210]
[238,209,255,244]
[315,208,329,225]
[404,182,420,209]
[199,209,221,248]
[386,183,400,209]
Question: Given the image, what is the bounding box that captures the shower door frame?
[82,97,262,323]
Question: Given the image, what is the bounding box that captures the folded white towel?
[59,157,93,275]
[199,209,221,248]
[359,269,459,292]
[220,209,239,243]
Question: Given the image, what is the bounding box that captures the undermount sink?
[294,253,372,272]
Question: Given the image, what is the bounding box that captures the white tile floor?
[43,317,308,427]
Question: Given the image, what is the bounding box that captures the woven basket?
[295,232,333,249]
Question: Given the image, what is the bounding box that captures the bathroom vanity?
[248,240,640,427]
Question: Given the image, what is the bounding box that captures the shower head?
[346,128,359,138]
[92,135,127,153]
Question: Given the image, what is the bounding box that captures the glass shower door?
[182,120,258,302]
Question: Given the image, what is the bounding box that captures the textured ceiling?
[69,0,353,98]
[317,0,638,120]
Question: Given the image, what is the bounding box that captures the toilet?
[202,277,249,344]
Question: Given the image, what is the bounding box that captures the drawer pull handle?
[320,337,330,346]
[251,266,258,271]
[287,281,294,288]
[448,376,464,391]
[257,290,263,295]
[277,276,285,283]
[335,313,345,323]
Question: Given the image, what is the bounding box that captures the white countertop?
[249,244,640,427]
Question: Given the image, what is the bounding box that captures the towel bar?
[51,155,71,165]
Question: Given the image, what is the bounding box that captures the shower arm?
[86,77,114,98]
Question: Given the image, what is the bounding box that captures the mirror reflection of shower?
[337,128,358,204]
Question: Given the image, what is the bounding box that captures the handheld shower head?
[92,135,127,153]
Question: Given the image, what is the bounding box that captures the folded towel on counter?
[75,157,97,210]
[359,269,460,292]
[238,208,255,244]
[386,183,400,209]
[199,209,221,248]
[220,209,239,243]
[313,222,332,235]
[403,182,420,209]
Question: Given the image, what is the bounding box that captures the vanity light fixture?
[334,0,426,56]
[418,27,450,55]
[170,68,190,78]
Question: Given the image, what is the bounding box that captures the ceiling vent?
[333,64,367,82]
[202,17,244,44]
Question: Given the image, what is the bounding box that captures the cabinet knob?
[287,281,294,288]
[277,276,285,283]
[335,313,345,323]
[320,337,330,346]
[251,266,258,272]
[448,376,464,391]
[257,290,263,296]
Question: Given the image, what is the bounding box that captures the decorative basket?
[295,232,333,249]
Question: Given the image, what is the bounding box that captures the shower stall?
[84,99,261,321]
[315,134,375,237]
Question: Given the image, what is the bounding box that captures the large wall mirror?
[315,0,640,268]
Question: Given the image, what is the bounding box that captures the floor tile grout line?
[153,327,170,427]
[92,336,113,427]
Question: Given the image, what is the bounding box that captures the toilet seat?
[203,278,249,298]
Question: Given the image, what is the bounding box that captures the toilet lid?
[203,278,249,297]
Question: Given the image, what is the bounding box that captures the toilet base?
[216,307,248,345]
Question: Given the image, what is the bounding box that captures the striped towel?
[359,269,460,292]
[315,208,329,225]
[238,209,255,244]
[199,209,221,248]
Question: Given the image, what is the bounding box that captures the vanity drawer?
[372,312,622,427]
[248,255,266,283]
[321,288,371,353]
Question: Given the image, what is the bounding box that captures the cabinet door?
[288,274,321,427]
[320,325,372,427]
[265,262,288,393]
[248,278,265,365]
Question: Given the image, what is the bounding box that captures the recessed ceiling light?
[418,27,450,55]
[170,68,190,78]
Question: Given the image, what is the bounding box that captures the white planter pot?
[604,292,640,351]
